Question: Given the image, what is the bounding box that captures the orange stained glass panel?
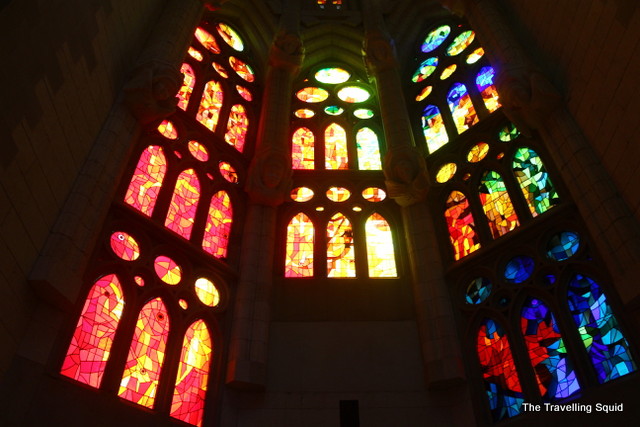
[61,274,125,388]
[296,87,329,103]
[445,190,480,260]
[224,104,249,152]
[292,127,315,170]
[124,146,167,216]
[326,187,350,202]
[212,62,229,78]
[165,169,200,239]
[365,213,397,277]
[158,120,178,139]
[196,81,224,132]
[448,83,478,134]
[202,191,233,258]
[154,255,182,285]
[327,212,355,277]
[188,47,203,61]
[229,56,255,82]
[285,213,314,277]
[118,298,169,408]
[194,27,220,54]
[178,63,196,111]
[217,23,244,51]
[479,171,520,238]
[291,187,315,202]
[325,123,348,170]
[188,141,209,162]
[170,320,213,427]
[236,85,252,101]
[219,162,239,183]
[195,278,220,307]
[110,231,140,261]
[362,187,386,202]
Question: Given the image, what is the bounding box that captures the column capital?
[269,29,305,73]
[384,146,430,206]
[245,150,293,206]
[363,29,397,75]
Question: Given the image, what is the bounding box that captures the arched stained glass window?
[202,190,232,258]
[477,318,524,422]
[422,104,448,153]
[170,320,213,426]
[61,274,125,388]
[118,298,170,408]
[292,127,315,170]
[447,83,478,134]
[476,66,500,113]
[513,148,559,217]
[124,146,167,216]
[325,123,348,170]
[356,127,382,170]
[285,213,314,277]
[521,297,581,400]
[365,213,397,277]
[178,63,196,111]
[165,169,201,239]
[567,274,637,383]
[479,170,519,238]
[224,104,248,152]
[327,212,355,277]
[445,190,480,260]
[196,81,224,132]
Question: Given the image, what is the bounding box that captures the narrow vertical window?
[365,213,397,277]
[476,66,500,113]
[356,127,382,170]
[477,318,524,422]
[124,146,167,216]
[521,297,581,400]
[202,190,232,259]
[224,104,249,152]
[170,320,213,427]
[285,213,315,277]
[119,298,170,408]
[292,127,315,170]
[445,190,480,260]
[447,83,478,134]
[479,170,519,238]
[196,81,224,132]
[325,123,348,170]
[61,274,125,388]
[165,169,201,239]
[327,212,355,277]
[177,63,196,111]
[512,148,559,217]
[567,274,637,383]
[422,104,448,153]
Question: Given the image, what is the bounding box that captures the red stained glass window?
[202,191,232,258]
[61,274,125,388]
[170,320,213,427]
[110,231,140,261]
[124,146,167,216]
[327,212,355,277]
[118,298,170,408]
[285,213,314,277]
[196,81,224,132]
[158,120,178,139]
[178,63,196,111]
[154,255,182,285]
[194,27,220,54]
[445,190,480,260]
[224,104,249,152]
[292,127,315,170]
[325,123,348,170]
[165,169,201,239]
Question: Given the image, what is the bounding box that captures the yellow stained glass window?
[362,187,386,202]
[158,120,178,139]
[188,47,203,61]
[291,187,315,202]
[224,104,249,152]
[315,67,351,84]
[296,87,329,103]
[436,163,457,183]
[365,213,397,277]
[292,127,315,170]
[327,213,355,277]
[196,81,224,132]
[356,127,382,170]
[194,278,220,307]
[285,213,314,277]
[177,63,196,111]
[194,27,220,54]
[294,108,315,118]
[467,142,489,163]
[217,23,244,51]
[325,123,348,170]
[326,187,351,202]
[337,86,370,103]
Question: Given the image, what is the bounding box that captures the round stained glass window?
[294,108,315,118]
[446,30,475,56]
[154,255,182,285]
[158,120,178,139]
[435,163,457,183]
[337,86,370,103]
[315,67,351,84]
[547,231,580,261]
[216,23,244,51]
[465,277,492,304]
[412,57,438,83]
[195,277,220,307]
[236,85,252,101]
[229,56,255,82]
[219,162,238,183]
[212,62,229,78]
[440,64,457,80]
[415,86,432,102]
[467,142,489,163]
[110,231,140,261]
[291,187,314,202]
[353,108,374,119]
[326,187,351,202]
[362,187,386,202]
[187,141,209,162]
[422,25,451,53]
[466,47,485,64]
[504,256,535,283]
[499,123,520,141]
[324,105,344,115]
[296,87,329,103]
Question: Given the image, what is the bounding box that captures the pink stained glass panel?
[177,63,196,111]
[285,212,314,277]
[124,146,167,216]
[224,104,249,152]
[196,81,224,132]
[292,127,315,170]
[202,191,233,258]
[165,169,201,239]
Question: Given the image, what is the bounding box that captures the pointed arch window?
[447,83,478,134]
[444,190,480,260]
[124,145,167,216]
[202,190,233,258]
[512,147,559,217]
[178,63,196,111]
[325,123,349,170]
[365,213,397,278]
[327,212,355,277]
[292,127,315,169]
[224,104,249,152]
[356,127,382,170]
[476,66,500,113]
[285,212,315,278]
[196,80,224,132]
[165,169,201,239]
[479,170,519,238]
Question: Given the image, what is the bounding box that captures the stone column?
[450,0,640,308]
[363,22,466,387]
[226,8,303,388]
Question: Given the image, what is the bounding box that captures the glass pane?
[292,127,315,170]
[202,191,233,259]
[224,104,249,152]
[412,57,439,83]
[196,81,224,132]
[110,231,140,261]
[366,213,397,277]
[285,213,314,277]
[154,255,182,285]
[476,66,501,113]
[325,123,348,170]
[513,148,559,217]
[327,213,355,277]
[124,146,167,216]
[315,67,350,84]
[217,23,244,51]
[422,104,449,153]
[422,25,451,53]
[194,27,220,54]
[445,191,480,260]
[177,63,196,111]
[195,278,220,307]
[479,171,519,238]
[356,127,382,170]
[229,56,255,82]
[447,83,478,134]
[165,169,200,239]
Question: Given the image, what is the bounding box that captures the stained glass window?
[170,320,213,426]
[61,274,125,388]
[327,213,355,277]
[217,23,244,51]
[110,231,140,261]
[178,63,196,111]
[229,56,255,82]
[194,27,220,54]
[513,148,559,217]
[224,104,249,152]
[188,141,209,162]
[325,123,348,170]
[195,278,220,307]
[479,171,519,238]
[285,213,314,277]
[422,25,451,53]
[567,274,637,383]
[476,66,500,113]
[292,127,315,170]
[503,256,534,283]
[521,297,581,400]
[202,191,233,258]
[196,81,224,132]
[119,298,169,408]
[422,105,449,153]
[165,169,200,239]
[445,191,480,260]
[124,146,167,216]
[465,277,491,304]
[365,213,397,277]
[546,231,580,261]
[356,127,382,170]
[447,83,478,134]
[447,30,475,56]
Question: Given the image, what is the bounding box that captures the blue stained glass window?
[521,298,581,400]
[504,256,534,283]
[422,25,451,53]
[567,274,637,383]
[422,104,449,153]
[547,231,580,261]
[466,277,492,304]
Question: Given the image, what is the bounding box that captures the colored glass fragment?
[422,104,449,153]
[440,64,457,80]
[61,274,124,388]
[124,146,167,216]
[415,86,432,102]
[188,47,203,61]
[291,187,314,202]
[179,299,188,310]
[479,171,519,238]
[324,105,344,115]
[547,231,580,261]
[165,169,200,239]
[229,56,254,82]
[356,127,382,170]
[466,47,484,64]
[217,23,244,51]
[158,120,178,139]
[362,187,386,202]
[219,162,239,183]
[294,108,315,118]
[412,57,438,83]
[504,255,534,283]
[366,213,397,277]
[467,142,489,163]
[110,231,140,261]
[327,213,355,277]
[134,276,144,287]
[436,163,457,183]
[188,141,209,162]
[447,30,475,56]
[513,147,559,217]
[178,64,196,111]
[466,277,492,304]
[567,274,637,383]
[154,256,182,285]
[224,104,249,152]
[196,81,224,132]
[296,87,328,103]
[236,85,252,101]
[422,25,451,53]
[326,187,351,202]
[448,83,478,134]
[202,191,232,258]
[477,318,524,422]
[315,67,350,84]
[476,66,501,113]
[292,127,315,169]
[212,62,229,78]
[194,278,220,307]
[353,108,374,119]
[499,123,520,141]
[285,213,314,277]
[445,191,480,260]
[194,27,220,54]
[118,298,169,408]
[325,123,348,169]
[521,297,581,400]
[337,86,370,103]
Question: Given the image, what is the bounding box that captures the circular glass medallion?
[412,57,438,83]
[362,187,386,202]
[291,187,314,202]
[353,108,374,119]
[110,231,140,261]
[467,142,489,163]
[499,123,520,141]
[195,277,220,307]
[446,30,475,56]
[296,87,329,103]
[154,255,182,285]
[547,231,580,261]
[324,105,344,115]
[422,25,451,53]
[188,140,209,162]
[337,86,370,103]
[294,108,315,118]
[436,163,457,183]
[465,277,492,304]
[326,186,351,202]
[217,23,244,51]
[504,256,535,283]
[315,67,351,84]
[229,56,255,82]
[219,161,238,183]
